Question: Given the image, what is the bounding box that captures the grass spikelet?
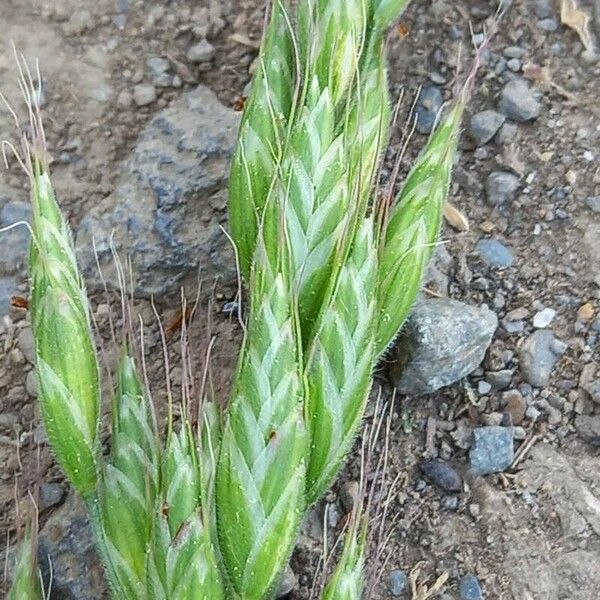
[216,241,307,599]
[376,103,464,355]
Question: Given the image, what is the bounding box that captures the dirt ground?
[1,0,600,598]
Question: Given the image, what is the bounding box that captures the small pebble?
[506,58,521,72]
[133,84,156,107]
[577,303,595,322]
[187,39,216,63]
[442,495,459,511]
[498,78,541,122]
[478,380,492,395]
[537,18,558,31]
[469,110,505,146]
[585,196,600,212]
[476,239,514,268]
[459,574,483,600]
[420,459,462,492]
[388,570,408,597]
[533,308,556,329]
[415,86,443,134]
[485,171,520,205]
[40,483,66,511]
[469,426,514,475]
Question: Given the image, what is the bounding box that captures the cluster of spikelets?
[8,0,468,598]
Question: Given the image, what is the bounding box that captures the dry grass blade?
[560,0,597,54]
[409,563,449,600]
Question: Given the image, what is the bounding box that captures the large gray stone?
[390,299,498,394]
[38,492,107,598]
[76,85,240,298]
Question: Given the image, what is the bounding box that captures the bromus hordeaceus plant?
[7,0,474,597]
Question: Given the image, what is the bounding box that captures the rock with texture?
[469,426,514,475]
[0,200,31,275]
[415,85,443,134]
[0,276,15,316]
[388,570,408,596]
[133,83,157,106]
[420,459,462,491]
[187,39,216,63]
[459,574,484,600]
[485,171,520,205]
[38,492,107,597]
[476,239,514,268]
[390,299,498,394]
[519,330,566,387]
[469,110,505,145]
[77,86,240,298]
[498,78,541,121]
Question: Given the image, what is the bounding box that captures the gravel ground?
[1,0,599,598]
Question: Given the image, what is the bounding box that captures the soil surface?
[1,1,600,599]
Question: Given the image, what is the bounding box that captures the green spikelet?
[305,218,378,504]
[216,243,306,599]
[229,0,296,278]
[322,521,367,600]
[7,524,43,600]
[29,164,100,496]
[372,0,412,28]
[151,426,224,600]
[98,354,158,597]
[272,78,350,331]
[376,103,463,355]
[312,0,369,108]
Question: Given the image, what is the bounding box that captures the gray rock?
[496,122,518,145]
[390,299,498,394]
[442,495,459,511]
[485,171,519,205]
[476,239,514,268]
[38,492,107,598]
[187,39,216,63]
[76,86,240,298]
[586,196,600,212]
[478,380,492,394]
[519,330,566,387]
[507,58,521,72]
[415,85,443,134]
[532,307,556,329]
[146,57,172,87]
[537,18,559,31]
[0,276,16,316]
[146,56,169,77]
[469,426,514,475]
[133,83,156,106]
[39,482,66,510]
[459,574,484,600]
[388,570,408,596]
[420,459,462,492]
[486,369,513,389]
[575,415,600,446]
[498,78,541,121]
[0,200,31,275]
[25,370,37,397]
[469,110,505,146]
[503,46,526,59]
[277,565,297,598]
[534,0,553,18]
[583,380,600,404]
[17,327,35,363]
